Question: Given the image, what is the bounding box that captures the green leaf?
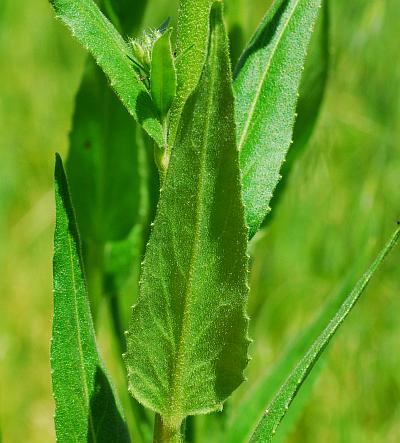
[50,0,164,146]
[291,0,330,159]
[66,59,141,243]
[233,0,322,237]
[125,0,249,431]
[268,0,330,221]
[249,228,400,442]
[150,28,177,121]
[226,265,362,443]
[51,154,130,443]
[168,0,212,144]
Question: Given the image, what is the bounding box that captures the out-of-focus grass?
[0,0,399,442]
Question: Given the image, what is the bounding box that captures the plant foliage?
[47,0,400,442]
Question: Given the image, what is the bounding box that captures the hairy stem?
[153,414,183,443]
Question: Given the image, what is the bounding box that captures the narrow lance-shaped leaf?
[226,261,363,443]
[250,228,400,442]
[51,154,130,442]
[267,0,330,222]
[49,0,164,146]
[125,0,249,434]
[233,0,322,237]
[150,28,177,122]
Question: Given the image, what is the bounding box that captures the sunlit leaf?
[50,0,164,146]
[125,1,249,430]
[51,154,130,443]
[234,0,322,237]
[268,0,330,219]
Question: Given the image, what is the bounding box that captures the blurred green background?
[0,0,399,442]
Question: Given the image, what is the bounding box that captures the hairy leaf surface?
[125,1,249,424]
[168,0,212,143]
[269,0,330,219]
[234,0,322,237]
[250,228,400,442]
[50,0,163,146]
[51,154,130,443]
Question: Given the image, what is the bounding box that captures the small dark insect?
[397,219,400,226]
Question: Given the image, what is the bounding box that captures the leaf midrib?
[67,229,97,442]
[237,0,299,157]
[168,48,217,418]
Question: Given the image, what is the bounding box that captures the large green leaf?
[250,228,400,442]
[233,0,322,237]
[125,0,249,433]
[50,0,163,146]
[51,154,130,443]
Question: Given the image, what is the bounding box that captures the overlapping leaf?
[234,0,322,237]
[269,0,330,218]
[125,1,249,426]
[50,0,163,146]
[168,0,213,143]
[51,154,130,443]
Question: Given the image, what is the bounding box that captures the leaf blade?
[250,228,400,442]
[51,154,130,443]
[150,29,177,121]
[226,264,362,442]
[233,0,322,237]
[125,0,249,425]
[268,0,330,219]
[50,0,163,146]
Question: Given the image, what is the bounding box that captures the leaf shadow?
[87,366,130,443]
[233,0,291,78]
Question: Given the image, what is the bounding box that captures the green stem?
[153,414,183,443]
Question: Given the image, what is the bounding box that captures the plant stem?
[153,414,183,443]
